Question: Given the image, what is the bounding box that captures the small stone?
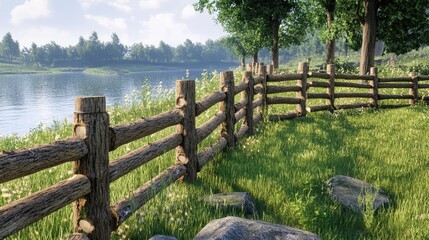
[203,192,256,215]
[194,216,321,240]
[148,235,177,240]
[326,175,390,213]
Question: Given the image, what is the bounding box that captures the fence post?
[266,64,274,75]
[72,96,112,240]
[243,71,254,135]
[370,67,379,108]
[258,63,267,118]
[327,64,335,112]
[297,62,308,116]
[175,80,198,182]
[220,71,236,147]
[246,63,253,72]
[409,71,419,105]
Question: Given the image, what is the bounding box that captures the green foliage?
[0,32,20,63]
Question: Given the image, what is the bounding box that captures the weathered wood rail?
[1,62,428,239]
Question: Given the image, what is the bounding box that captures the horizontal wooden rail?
[267,85,301,94]
[234,98,248,112]
[334,82,372,89]
[253,113,262,125]
[269,111,300,121]
[0,138,87,184]
[378,77,412,82]
[197,137,227,171]
[235,108,246,122]
[419,75,429,81]
[335,73,374,81]
[334,93,374,98]
[306,105,331,113]
[254,85,263,94]
[111,165,186,228]
[307,93,330,99]
[307,81,330,88]
[267,74,302,82]
[378,83,413,88]
[235,125,249,140]
[267,97,301,105]
[109,133,182,182]
[254,76,264,85]
[379,104,412,109]
[253,99,263,109]
[196,90,226,116]
[417,84,429,88]
[308,71,330,79]
[0,175,90,238]
[234,82,247,95]
[379,94,414,100]
[196,112,226,144]
[335,103,373,110]
[110,109,183,150]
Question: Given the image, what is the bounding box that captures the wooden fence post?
[243,71,254,135]
[220,71,236,147]
[73,96,112,240]
[246,63,253,72]
[175,80,198,182]
[258,63,268,118]
[297,62,308,116]
[410,71,419,105]
[266,64,274,75]
[327,64,335,112]
[370,67,379,108]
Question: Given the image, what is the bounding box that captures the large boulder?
[148,235,177,240]
[194,216,321,240]
[326,175,390,213]
[203,192,256,215]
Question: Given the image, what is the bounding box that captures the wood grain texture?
[196,112,226,144]
[335,81,372,89]
[334,93,374,99]
[296,62,308,116]
[267,97,302,105]
[335,73,374,81]
[267,74,302,82]
[235,125,249,140]
[308,93,331,99]
[267,85,301,94]
[243,71,254,135]
[0,138,87,184]
[109,133,182,182]
[197,137,227,171]
[307,81,330,88]
[220,71,236,148]
[0,175,90,238]
[234,82,247,95]
[378,77,412,82]
[111,164,186,228]
[234,98,248,112]
[110,109,182,150]
[308,71,330,79]
[196,90,226,116]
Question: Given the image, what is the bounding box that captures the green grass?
[1,67,429,239]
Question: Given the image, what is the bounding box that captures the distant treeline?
[0,31,359,67]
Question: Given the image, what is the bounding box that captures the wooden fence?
[1,62,428,239]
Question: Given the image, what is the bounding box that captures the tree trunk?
[325,0,336,64]
[271,18,280,69]
[359,0,377,75]
[252,52,258,64]
[240,56,245,69]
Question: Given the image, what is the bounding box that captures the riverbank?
[0,61,238,75]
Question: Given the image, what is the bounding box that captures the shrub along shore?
[1,67,428,239]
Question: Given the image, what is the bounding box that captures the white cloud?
[85,15,128,30]
[10,0,50,26]
[139,13,202,46]
[108,0,133,13]
[181,4,197,19]
[79,0,102,10]
[139,0,166,10]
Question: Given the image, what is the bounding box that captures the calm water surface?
[0,66,235,137]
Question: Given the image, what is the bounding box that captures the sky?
[0,0,227,48]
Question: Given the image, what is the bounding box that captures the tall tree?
[0,32,20,63]
[195,0,309,68]
[353,0,429,75]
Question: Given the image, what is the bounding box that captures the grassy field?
[1,67,428,239]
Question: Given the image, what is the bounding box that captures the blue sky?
[0,0,226,48]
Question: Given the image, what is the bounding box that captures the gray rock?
[203,192,256,215]
[148,235,177,240]
[326,175,390,213]
[194,216,321,240]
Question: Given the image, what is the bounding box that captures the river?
[0,65,236,137]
